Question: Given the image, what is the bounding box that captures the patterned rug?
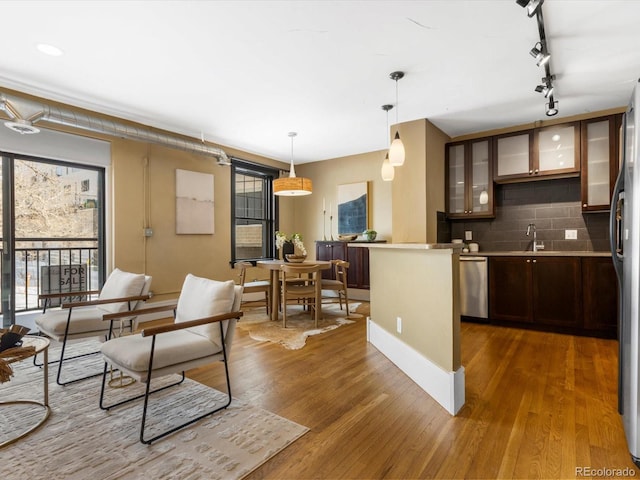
[0,341,308,480]
[237,302,362,350]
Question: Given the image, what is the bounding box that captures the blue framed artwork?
[337,181,369,235]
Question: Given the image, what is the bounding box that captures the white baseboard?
[366,317,465,415]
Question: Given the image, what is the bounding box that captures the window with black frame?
[231,159,279,263]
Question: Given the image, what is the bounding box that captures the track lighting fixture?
[516,0,544,18]
[388,71,406,167]
[529,42,550,67]
[516,0,558,116]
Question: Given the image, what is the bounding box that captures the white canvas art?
[176,169,214,234]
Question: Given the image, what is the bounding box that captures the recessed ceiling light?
[37,43,63,56]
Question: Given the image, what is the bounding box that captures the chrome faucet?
[526,223,544,252]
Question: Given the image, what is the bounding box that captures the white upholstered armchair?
[99,274,243,444]
[35,268,152,385]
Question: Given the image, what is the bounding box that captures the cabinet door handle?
[527,259,531,263]
[532,259,537,263]
[583,203,588,208]
[529,170,533,175]
[534,169,539,174]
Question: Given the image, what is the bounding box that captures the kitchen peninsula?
[361,242,465,415]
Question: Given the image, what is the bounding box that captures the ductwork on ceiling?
[0,91,231,165]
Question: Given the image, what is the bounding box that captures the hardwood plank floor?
[188,304,636,479]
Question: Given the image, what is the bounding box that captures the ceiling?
[1,1,639,164]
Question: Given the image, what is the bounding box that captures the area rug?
[238,302,361,350]
[0,341,308,480]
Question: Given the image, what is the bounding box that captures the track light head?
[545,99,558,116]
[516,0,544,17]
[529,42,550,67]
[535,76,554,98]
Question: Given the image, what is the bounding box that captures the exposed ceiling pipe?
[0,91,231,165]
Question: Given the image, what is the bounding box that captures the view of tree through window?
[1,157,104,316]
[13,161,98,241]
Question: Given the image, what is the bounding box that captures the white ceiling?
[1,1,639,164]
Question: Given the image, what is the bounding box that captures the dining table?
[256,259,332,322]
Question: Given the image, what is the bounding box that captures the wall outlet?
[565,229,577,240]
[464,230,473,241]
[144,228,153,237]
[396,317,402,334]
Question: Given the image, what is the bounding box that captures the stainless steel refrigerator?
[611,78,640,466]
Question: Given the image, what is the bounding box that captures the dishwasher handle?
[460,257,487,262]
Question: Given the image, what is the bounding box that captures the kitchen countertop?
[461,251,611,257]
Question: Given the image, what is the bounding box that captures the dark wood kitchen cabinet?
[493,122,580,183]
[580,114,622,212]
[445,139,494,219]
[489,255,616,338]
[315,241,371,289]
[489,256,582,329]
[532,257,582,328]
[582,256,618,336]
[489,257,533,323]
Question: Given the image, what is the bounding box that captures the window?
[231,159,278,263]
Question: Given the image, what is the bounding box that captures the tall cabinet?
[445,139,494,219]
[581,114,622,212]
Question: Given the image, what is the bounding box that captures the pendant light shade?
[389,131,405,166]
[381,153,395,181]
[274,132,312,196]
[389,71,406,167]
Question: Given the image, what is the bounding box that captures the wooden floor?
[188,304,636,479]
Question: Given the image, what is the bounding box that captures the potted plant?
[363,229,377,242]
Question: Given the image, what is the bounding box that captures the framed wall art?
[176,169,214,234]
[337,181,369,235]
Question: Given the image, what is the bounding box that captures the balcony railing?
[3,242,99,313]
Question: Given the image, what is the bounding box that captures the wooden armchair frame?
[99,302,243,444]
[36,288,151,386]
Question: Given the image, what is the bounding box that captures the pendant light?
[273,132,312,196]
[389,71,405,166]
[380,104,395,181]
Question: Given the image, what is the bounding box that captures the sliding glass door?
[0,154,105,327]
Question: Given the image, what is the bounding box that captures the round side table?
[0,335,51,448]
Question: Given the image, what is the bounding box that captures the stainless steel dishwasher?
[459,256,488,319]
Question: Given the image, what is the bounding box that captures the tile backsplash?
[449,177,610,252]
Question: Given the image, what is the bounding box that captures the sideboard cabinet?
[315,241,373,290]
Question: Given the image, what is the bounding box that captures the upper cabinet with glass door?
[580,114,622,212]
[494,124,580,183]
[445,139,494,219]
[534,122,580,177]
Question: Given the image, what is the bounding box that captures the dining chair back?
[234,261,271,313]
[280,263,322,328]
[321,259,350,315]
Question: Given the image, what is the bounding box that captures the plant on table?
[275,231,307,256]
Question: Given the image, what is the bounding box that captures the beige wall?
[391,119,449,243]
[296,150,393,258]
[369,246,461,371]
[110,139,292,301]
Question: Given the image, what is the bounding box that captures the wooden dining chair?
[280,263,322,328]
[234,261,271,314]
[321,259,350,315]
